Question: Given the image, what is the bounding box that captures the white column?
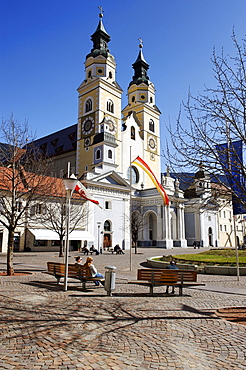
[163,205,173,249]
[177,203,187,248]
[157,205,162,240]
[199,210,204,247]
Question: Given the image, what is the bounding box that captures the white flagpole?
[64,162,71,291]
[65,162,70,268]
[130,146,132,271]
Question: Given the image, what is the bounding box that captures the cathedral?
[31,10,187,251]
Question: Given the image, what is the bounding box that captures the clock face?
[84,137,91,147]
[82,117,94,135]
[84,120,92,131]
[148,137,156,150]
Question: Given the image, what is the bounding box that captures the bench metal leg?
[55,276,61,284]
[149,285,153,296]
[82,281,86,290]
[179,286,183,296]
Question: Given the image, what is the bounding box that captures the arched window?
[104,220,111,231]
[131,126,135,140]
[96,149,101,160]
[85,99,92,112]
[88,70,92,78]
[149,119,154,132]
[107,100,114,113]
[108,149,112,159]
[132,96,135,102]
[109,71,112,78]
[127,166,139,184]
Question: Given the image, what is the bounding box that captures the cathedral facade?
[30,11,187,251]
[74,11,187,250]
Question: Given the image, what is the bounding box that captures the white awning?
[70,230,94,241]
[29,229,95,241]
[29,229,58,240]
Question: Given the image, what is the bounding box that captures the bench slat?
[128,280,180,286]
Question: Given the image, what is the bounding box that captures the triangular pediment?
[89,170,130,187]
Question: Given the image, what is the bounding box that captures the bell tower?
[122,39,161,188]
[76,8,123,176]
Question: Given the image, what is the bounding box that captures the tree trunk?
[59,238,64,257]
[7,228,15,275]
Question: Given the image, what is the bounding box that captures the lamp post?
[97,221,101,253]
[63,175,78,291]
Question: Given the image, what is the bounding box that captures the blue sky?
[1,0,246,169]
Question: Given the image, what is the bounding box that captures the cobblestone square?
[0,248,246,369]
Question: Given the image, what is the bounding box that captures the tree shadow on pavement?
[182,304,216,317]
[22,280,89,292]
[22,280,103,293]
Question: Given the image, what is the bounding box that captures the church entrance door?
[103,234,112,250]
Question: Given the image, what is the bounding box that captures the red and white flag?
[132,156,169,205]
[74,181,101,208]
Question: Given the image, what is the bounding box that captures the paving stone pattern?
[0,248,246,369]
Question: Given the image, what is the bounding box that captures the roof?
[27,124,77,158]
[164,172,230,191]
[87,15,111,59]
[129,47,150,87]
[0,166,85,201]
[0,143,26,164]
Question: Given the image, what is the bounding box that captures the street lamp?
[63,175,78,291]
[97,221,101,254]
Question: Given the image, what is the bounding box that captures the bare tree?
[31,196,88,257]
[0,116,52,275]
[131,209,146,254]
[165,31,246,212]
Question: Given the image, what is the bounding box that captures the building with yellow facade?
[29,10,188,251]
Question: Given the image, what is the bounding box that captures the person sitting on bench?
[90,245,99,255]
[83,257,104,286]
[74,256,83,265]
[81,246,89,255]
[165,261,178,294]
[114,244,124,254]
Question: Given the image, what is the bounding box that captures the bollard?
[104,266,116,296]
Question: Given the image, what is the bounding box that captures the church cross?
[98,6,104,17]
[138,37,143,48]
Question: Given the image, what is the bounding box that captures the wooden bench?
[45,262,105,290]
[128,268,205,296]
